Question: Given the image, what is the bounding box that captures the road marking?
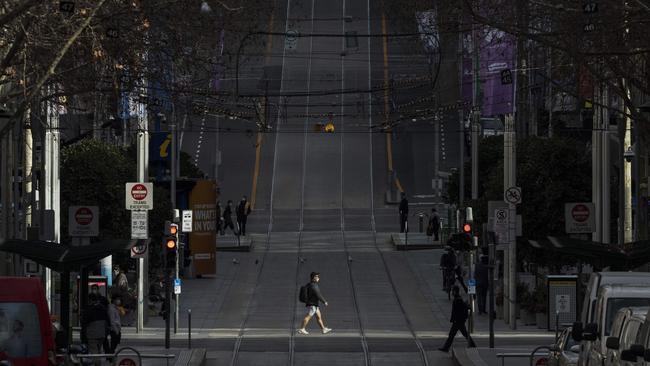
[250,0,278,210]
[367,0,375,232]
[380,5,403,193]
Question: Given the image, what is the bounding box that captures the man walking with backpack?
[297,272,332,335]
[438,285,476,352]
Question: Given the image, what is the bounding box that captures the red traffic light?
[463,223,472,233]
[169,224,178,235]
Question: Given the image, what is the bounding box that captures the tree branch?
[0,0,108,138]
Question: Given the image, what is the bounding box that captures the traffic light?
[462,223,472,234]
[163,220,178,268]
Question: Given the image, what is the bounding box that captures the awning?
[520,236,650,270]
[0,239,137,272]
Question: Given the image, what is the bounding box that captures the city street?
[123,244,552,365]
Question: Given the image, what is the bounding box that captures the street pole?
[433,110,441,201]
[504,114,517,330]
[592,85,602,243]
[23,114,33,238]
[623,80,633,244]
[471,16,480,201]
[171,115,179,334]
[459,107,465,207]
[0,111,9,275]
[44,90,61,310]
[486,224,495,348]
[136,101,149,333]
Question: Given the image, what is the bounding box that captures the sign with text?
[182,210,193,232]
[131,210,148,239]
[125,182,153,210]
[565,202,595,233]
[189,180,218,276]
[68,206,99,237]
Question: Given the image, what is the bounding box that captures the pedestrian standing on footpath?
[475,255,489,315]
[297,272,332,335]
[399,192,409,233]
[222,200,237,235]
[216,201,224,235]
[106,296,122,355]
[427,208,440,241]
[438,285,476,352]
[236,195,252,236]
[84,293,108,366]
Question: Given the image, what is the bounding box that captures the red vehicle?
[0,277,56,366]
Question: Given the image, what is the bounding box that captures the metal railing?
[58,346,175,366]
[495,351,550,366]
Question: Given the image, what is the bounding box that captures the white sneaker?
[297,328,309,335]
[322,327,332,334]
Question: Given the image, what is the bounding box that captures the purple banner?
[463,28,515,117]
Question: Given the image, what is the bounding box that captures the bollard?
[188,309,192,349]
[418,213,424,232]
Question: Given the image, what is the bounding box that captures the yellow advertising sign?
[189,180,217,276]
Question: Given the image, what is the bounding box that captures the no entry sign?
[68,206,99,237]
[125,182,153,210]
[565,202,595,233]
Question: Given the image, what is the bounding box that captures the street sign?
[116,356,139,366]
[504,186,522,205]
[285,30,298,50]
[130,242,147,258]
[174,278,181,294]
[131,210,148,239]
[68,206,99,237]
[126,182,153,210]
[468,279,476,295]
[583,2,598,13]
[565,202,595,233]
[500,69,512,85]
[182,210,193,232]
[556,294,570,313]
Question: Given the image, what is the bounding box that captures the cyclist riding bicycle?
[440,247,468,294]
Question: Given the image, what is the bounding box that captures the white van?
[575,272,650,366]
[604,307,648,366]
[577,286,650,366]
[580,273,650,326]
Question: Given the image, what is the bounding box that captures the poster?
[189,180,218,276]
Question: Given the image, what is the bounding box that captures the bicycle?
[441,266,456,300]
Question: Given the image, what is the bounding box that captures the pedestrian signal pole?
[163,221,178,348]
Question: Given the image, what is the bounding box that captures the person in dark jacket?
[475,255,489,315]
[236,196,252,236]
[222,200,237,235]
[216,201,224,235]
[438,286,476,352]
[399,192,409,233]
[84,293,109,365]
[428,208,440,241]
[297,272,332,335]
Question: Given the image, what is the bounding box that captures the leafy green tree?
[448,136,591,239]
[61,139,176,272]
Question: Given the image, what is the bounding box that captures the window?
[0,303,42,359]
[605,298,650,336]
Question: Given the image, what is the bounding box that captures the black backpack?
[299,283,310,303]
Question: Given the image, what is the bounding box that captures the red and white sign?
[125,182,153,210]
[117,357,139,366]
[571,204,590,222]
[131,184,148,200]
[68,206,99,237]
[565,202,595,234]
[75,207,93,225]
